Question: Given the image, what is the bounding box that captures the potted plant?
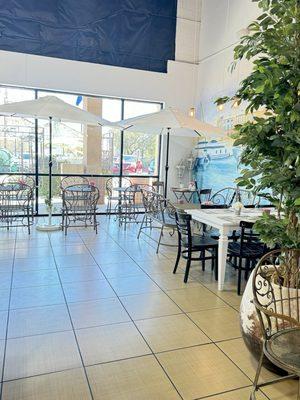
[216,0,300,371]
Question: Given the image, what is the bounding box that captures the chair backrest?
[123,184,137,205]
[152,181,164,195]
[237,188,260,207]
[141,188,176,225]
[175,211,192,248]
[200,204,228,209]
[131,184,153,206]
[0,182,33,209]
[194,181,212,202]
[210,187,237,206]
[210,187,261,207]
[2,175,35,190]
[105,177,132,197]
[252,248,300,340]
[62,184,99,211]
[60,176,89,190]
[198,189,212,204]
[238,220,262,254]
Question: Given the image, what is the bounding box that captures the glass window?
[0,86,161,215]
[123,100,161,176]
[37,92,121,176]
[0,87,36,173]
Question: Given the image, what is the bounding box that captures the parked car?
[112,155,141,174]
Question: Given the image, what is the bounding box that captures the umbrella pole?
[164,128,170,198]
[49,116,53,202]
[36,115,60,231]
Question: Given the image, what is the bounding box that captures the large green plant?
[216,0,300,249]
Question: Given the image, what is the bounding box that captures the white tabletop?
[186,208,268,228]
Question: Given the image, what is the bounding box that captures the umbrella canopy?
[0,95,112,126]
[119,107,225,138]
[0,95,117,214]
[119,108,226,198]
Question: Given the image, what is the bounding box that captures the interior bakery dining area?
[0,0,299,399]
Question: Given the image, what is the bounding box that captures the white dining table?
[185,207,271,291]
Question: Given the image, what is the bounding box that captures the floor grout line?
[47,233,95,400]
[0,220,277,399]
[77,227,185,400]
[98,221,274,398]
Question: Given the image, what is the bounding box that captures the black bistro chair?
[105,177,132,217]
[194,181,212,204]
[61,184,99,235]
[227,221,267,295]
[173,211,219,283]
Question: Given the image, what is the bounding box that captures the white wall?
[197,0,259,123]
[176,0,201,64]
[0,1,259,198]
[0,50,197,109]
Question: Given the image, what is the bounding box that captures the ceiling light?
[189,107,196,117]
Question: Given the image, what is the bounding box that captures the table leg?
[218,230,229,291]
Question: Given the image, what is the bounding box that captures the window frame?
[0,85,163,216]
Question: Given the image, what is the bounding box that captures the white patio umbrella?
[119,107,225,197]
[0,95,112,201]
[0,95,114,230]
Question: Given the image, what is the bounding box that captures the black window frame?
[0,85,163,216]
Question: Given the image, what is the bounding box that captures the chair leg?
[184,256,191,283]
[94,212,98,234]
[137,214,145,239]
[108,199,111,218]
[64,213,68,236]
[251,349,264,400]
[245,259,250,280]
[61,211,64,231]
[173,243,181,274]
[201,250,205,271]
[156,226,164,253]
[27,209,30,235]
[123,208,127,231]
[237,257,243,295]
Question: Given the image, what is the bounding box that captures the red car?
[113,155,143,174]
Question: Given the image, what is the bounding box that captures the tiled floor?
[0,216,298,399]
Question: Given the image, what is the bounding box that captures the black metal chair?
[251,249,300,400]
[194,181,212,204]
[173,211,219,283]
[210,186,261,207]
[61,183,99,235]
[138,189,177,253]
[105,177,132,217]
[200,188,212,202]
[227,221,267,295]
[2,175,36,221]
[0,182,33,234]
[118,184,153,230]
